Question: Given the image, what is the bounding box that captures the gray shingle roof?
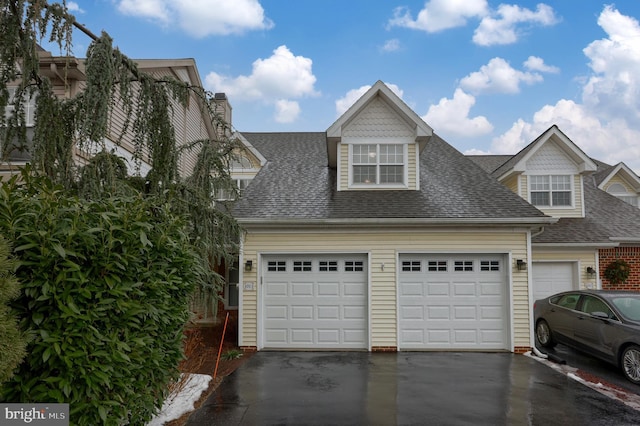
[232,132,548,222]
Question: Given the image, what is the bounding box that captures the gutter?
[237,216,558,228]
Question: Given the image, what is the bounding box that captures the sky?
[56,1,640,173]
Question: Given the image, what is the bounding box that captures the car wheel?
[535,320,556,348]
[621,345,640,385]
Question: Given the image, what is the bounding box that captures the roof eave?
[238,217,557,229]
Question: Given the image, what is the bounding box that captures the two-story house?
[229,81,640,354]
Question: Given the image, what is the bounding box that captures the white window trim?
[348,141,409,189]
[527,174,575,209]
[606,183,639,207]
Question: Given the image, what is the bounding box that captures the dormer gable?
[326,81,433,191]
[597,162,640,208]
[495,125,597,218]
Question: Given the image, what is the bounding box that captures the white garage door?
[398,254,508,350]
[262,254,368,349]
[532,262,575,302]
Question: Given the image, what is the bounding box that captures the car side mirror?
[591,311,610,320]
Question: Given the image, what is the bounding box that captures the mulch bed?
[164,325,253,426]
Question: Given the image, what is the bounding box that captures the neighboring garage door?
[262,254,368,349]
[398,254,508,350]
[532,262,575,302]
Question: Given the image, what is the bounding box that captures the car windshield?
[611,296,640,321]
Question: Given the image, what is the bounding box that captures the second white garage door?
[398,254,509,350]
[262,254,368,349]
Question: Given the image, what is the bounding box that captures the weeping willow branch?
[0,0,242,298]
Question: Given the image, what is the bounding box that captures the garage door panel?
[399,254,508,350]
[427,282,449,295]
[427,306,449,319]
[292,282,313,296]
[317,305,339,319]
[291,306,313,319]
[266,282,288,296]
[318,282,339,296]
[263,254,368,349]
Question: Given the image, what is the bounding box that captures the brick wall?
[599,247,640,290]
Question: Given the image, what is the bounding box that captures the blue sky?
[60,1,640,173]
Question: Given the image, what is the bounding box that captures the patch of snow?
[148,373,212,425]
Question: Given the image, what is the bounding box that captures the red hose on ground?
[213,312,230,380]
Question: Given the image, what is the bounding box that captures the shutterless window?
[352,144,404,185]
[454,260,473,272]
[345,261,364,272]
[319,261,338,272]
[480,260,500,271]
[427,261,447,272]
[4,87,36,127]
[293,260,312,272]
[267,261,286,272]
[402,261,421,272]
[530,175,572,207]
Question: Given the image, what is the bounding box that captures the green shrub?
[0,173,201,425]
[0,235,26,384]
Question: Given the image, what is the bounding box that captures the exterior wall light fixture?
[244,260,253,272]
[516,259,527,271]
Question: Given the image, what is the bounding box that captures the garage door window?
[293,260,312,272]
[345,260,364,271]
[319,260,338,271]
[427,260,447,271]
[454,260,473,271]
[267,260,286,271]
[402,260,421,271]
[480,260,500,271]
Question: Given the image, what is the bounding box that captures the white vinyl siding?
[240,229,530,351]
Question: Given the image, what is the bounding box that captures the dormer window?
[607,183,639,207]
[351,143,406,186]
[530,175,572,207]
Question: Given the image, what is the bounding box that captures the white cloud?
[492,6,640,173]
[473,3,558,46]
[116,0,273,37]
[274,100,300,123]
[380,39,401,53]
[388,0,488,33]
[205,45,318,124]
[206,45,318,101]
[66,2,83,13]
[524,56,559,74]
[422,89,493,137]
[459,57,543,95]
[335,83,404,116]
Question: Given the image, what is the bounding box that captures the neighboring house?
[2,48,217,180]
[228,81,640,354]
[469,126,640,294]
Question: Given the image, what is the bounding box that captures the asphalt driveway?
[186,351,640,426]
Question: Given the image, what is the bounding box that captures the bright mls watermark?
[1,404,68,425]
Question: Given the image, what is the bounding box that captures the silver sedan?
[534,290,640,385]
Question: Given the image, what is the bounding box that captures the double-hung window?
[352,144,404,185]
[530,175,572,207]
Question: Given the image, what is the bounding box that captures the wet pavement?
[186,351,640,425]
